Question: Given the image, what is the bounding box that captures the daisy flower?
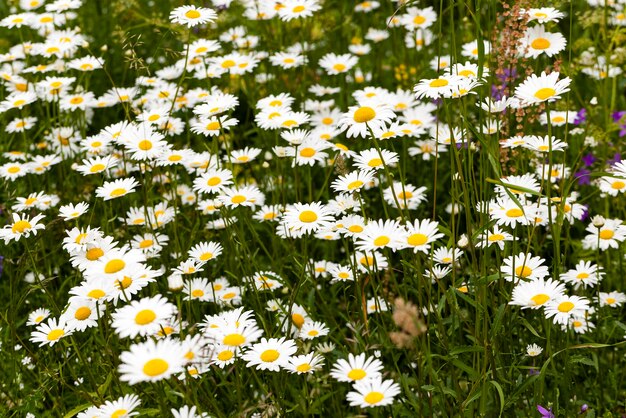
[119,338,187,385]
[98,394,141,418]
[30,317,73,347]
[191,116,238,137]
[524,7,565,24]
[218,185,265,209]
[526,344,543,357]
[355,219,407,252]
[230,147,262,164]
[0,212,45,243]
[489,198,532,227]
[353,148,399,171]
[521,25,567,58]
[599,176,626,196]
[560,261,603,289]
[285,353,325,374]
[318,53,358,76]
[383,182,428,210]
[210,345,238,368]
[330,353,383,382]
[280,202,335,235]
[171,405,210,418]
[509,278,566,309]
[523,135,567,153]
[61,298,101,332]
[544,296,590,325]
[476,225,513,250]
[403,219,443,253]
[277,0,321,21]
[169,5,217,27]
[331,170,375,193]
[599,291,626,307]
[95,177,139,201]
[299,321,329,340]
[58,202,90,221]
[193,168,233,195]
[582,218,626,250]
[286,138,331,166]
[27,308,51,326]
[515,71,571,105]
[401,6,437,30]
[413,75,461,100]
[501,252,550,282]
[347,376,401,408]
[354,250,388,273]
[328,264,354,283]
[242,337,297,372]
[111,294,177,338]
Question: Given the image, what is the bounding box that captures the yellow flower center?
[292,313,305,328]
[143,358,169,376]
[300,147,316,158]
[364,391,384,404]
[606,297,616,305]
[138,140,153,151]
[47,329,65,341]
[557,301,575,313]
[192,289,204,298]
[86,247,104,261]
[139,239,153,249]
[552,116,565,123]
[104,259,125,274]
[231,195,246,204]
[87,289,105,299]
[505,208,523,217]
[347,368,366,380]
[515,266,533,278]
[348,225,364,233]
[353,106,376,123]
[221,59,236,69]
[296,363,311,372]
[332,63,346,72]
[531,294,550,306]
[407,233,428,246]
[218,350,234,361]
[12,220,31,233]
[74,307,91,320]
[185,9,201,19]
[199,252,213,261]
[374,236,390,247]
[534,88,556,101]
[90,163,106,173]
[429,78,449,88]
[611,181,625,189]
[293,5,305,12]
[8,166,21,174]
[111,409,127,418]
[260,349,280,362]
[531,38,551,50]
[70,96,84,105]
[368,158,382,167]
[600,230,614,240]
[299,210,318,223]
[488,234,504,242]
[109,188,127,197]
[135,309,156,325]
[223,333,245,346]
[206,121,220,130]
[576,272,589,280]
[413,15,426,24]
[347,180,364,190]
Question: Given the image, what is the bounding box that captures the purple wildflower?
[574,108,586,125]
[608,153,622,166]
[575,169,591,185]
[537,405,555,418]
[582,153,596,167]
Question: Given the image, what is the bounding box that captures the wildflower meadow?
[1,0,626,416]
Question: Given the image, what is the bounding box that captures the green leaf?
[63,404,90,418]
[489,304,507,338]
[489,380,505,417]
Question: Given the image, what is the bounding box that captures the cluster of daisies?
[1,0,626,415]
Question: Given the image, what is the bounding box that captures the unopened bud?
[592,215,605,228]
